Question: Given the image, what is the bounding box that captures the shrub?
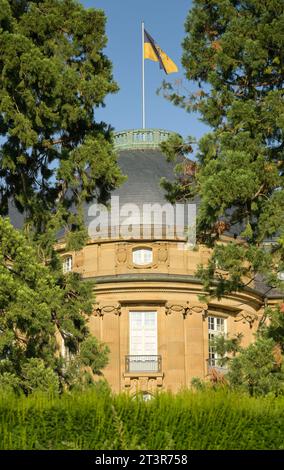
[0,389,283,450]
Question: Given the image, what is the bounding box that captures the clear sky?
[80,1,209,140]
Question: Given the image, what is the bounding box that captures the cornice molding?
[86,273,265,299]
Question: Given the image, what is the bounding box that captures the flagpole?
[142,21,145,129]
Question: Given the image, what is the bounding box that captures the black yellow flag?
[144,29,178,74]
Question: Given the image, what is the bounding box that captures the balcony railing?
[207,359,228,375]
[125,355,162,373]
[114,129,175,151]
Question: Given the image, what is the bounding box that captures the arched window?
[142,393,154,402]
[132,248,153,265]
[62,255,72,273]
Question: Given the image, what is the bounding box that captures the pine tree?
[208,330,284,395]
[228,337,284,396]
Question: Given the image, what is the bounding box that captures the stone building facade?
[57,129,282,395]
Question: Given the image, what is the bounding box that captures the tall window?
[128,311,158,372]
[62,255,72,273]
[208,316,226,368]
[132,248,153,265]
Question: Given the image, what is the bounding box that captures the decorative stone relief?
[202,309,209,320]
[191,303,208,316]
[148,379,157,393]
[124,376,163,394]
[157,244,168,263]
[139,378,148,392]
[94,302,121,317]
[124,377,131,388]
[156,376,163,387]
[165,302,192,319]
[116,245,128,264]
[191,303,209,320]
[234,310,258,328]
[128,379,139,395]
[74,250,84,268]
[165,302,208,319]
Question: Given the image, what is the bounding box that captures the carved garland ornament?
[234,310,258,328]
[94,303,121,317]
[165,302,208,319]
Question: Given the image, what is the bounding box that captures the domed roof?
[8,129,196,240]
[5,128,281,299]
[84,129,198,241]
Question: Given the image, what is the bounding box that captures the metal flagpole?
[142,21,145,129]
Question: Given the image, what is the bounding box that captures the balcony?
[207,359,228,375]
[125,355,162,373]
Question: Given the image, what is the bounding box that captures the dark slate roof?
[113,149,181,207]
[82,148,200,239]
[254,274,284,299]
[6,200,26,230]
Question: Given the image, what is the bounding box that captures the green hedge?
[0,389,283,449]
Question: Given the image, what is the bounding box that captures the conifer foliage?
[161,0,284,297]
[0,1,120,392]
[0,0,124,249]
[0,218,109,394]
[160,0,284,394]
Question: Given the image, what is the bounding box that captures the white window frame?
[208,316,227,368]
[132,248,153,266]
[129,311,157,356]
[62,255,73,274]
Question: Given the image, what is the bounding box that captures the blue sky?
[80,1,209,140]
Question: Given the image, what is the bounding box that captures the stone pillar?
[93,303,121,393]
[164,303,191,392]
[186,305,207,383]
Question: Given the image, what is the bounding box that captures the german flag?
[144,29,178,74]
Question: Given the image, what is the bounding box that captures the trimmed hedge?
[0,389,283,449]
